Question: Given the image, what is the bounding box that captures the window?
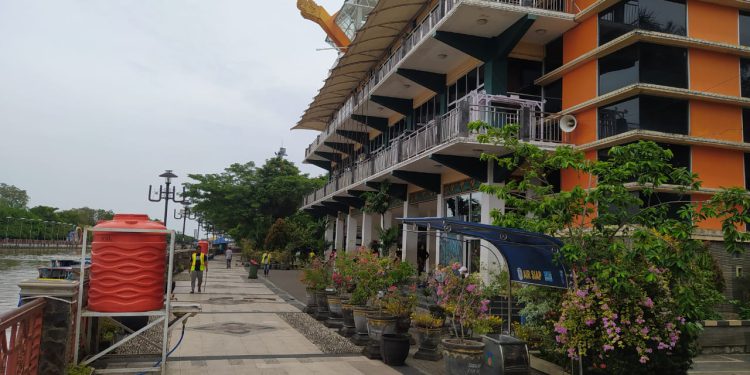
[447,65,484,110]
[741,11,750,47]
[598,43,687,95]
[742,59,750,98]
[544,79,563,113]
[744,109,750,143]
[544,36,563,73]
[415,96,438,126]
[507,58,542,97]
[599,0,686,45]
[598,143,690,182]
[736,266,744,278]
[598,95,689,138]
[444,192,482,222]
[640,192,688,220]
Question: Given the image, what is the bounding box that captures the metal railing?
[0,298,45,375]
[304,0,573,159]
[302,103,564,206]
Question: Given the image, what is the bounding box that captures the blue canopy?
[400,217,569,289]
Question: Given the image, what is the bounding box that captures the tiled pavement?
[164,259,406,375]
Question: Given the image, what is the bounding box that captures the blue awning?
[212,237,230,245]
[400,217,569,289]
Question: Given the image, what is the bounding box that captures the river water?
[0,250,77,315]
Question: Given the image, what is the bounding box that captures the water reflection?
[0,250,76,314]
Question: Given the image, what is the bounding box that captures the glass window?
[640,192,687,219]
[457,75,467,100]
[507,58,542,97]
[469,192,482,223]
[744,109,750,143]
[445,197,457,217]
[478,65,485,88]
[745,153,750,190]
[544,79,563,113]
[599,0,686,45]
[467,68,478,93]
[741,11,750,47]
[598,43,687,95]
[598,95,688,138]
[448,83,457,103]
[742,59,750,98]
[544,36,563,73]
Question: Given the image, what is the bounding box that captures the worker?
[261,251,271,277]
[225,247,233,269]
[190,246,207,293]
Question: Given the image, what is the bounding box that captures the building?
[294,0,750,304]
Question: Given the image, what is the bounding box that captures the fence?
[0,298,45,375]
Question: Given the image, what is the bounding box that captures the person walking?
[261,251,271,277]
[225,247,233,269]
[190,247,207,293]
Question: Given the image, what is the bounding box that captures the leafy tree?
[57,207,115,227]
[0,183,29,209]
[473,122,749,374]
[29,205,59,222]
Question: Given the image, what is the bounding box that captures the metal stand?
[72,227,200,374]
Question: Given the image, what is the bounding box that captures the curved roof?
[294,0,429,131]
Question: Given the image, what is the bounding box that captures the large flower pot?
[339,300,356,337]
[414,327,443,361]
[304,288,317,314]
[442,338,485,375]
[350,305,373,346]
[380,333,410,366]
[324,294,343,328]
[314,291,330,321]
[364,312,396,360]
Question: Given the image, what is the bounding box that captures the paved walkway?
[164,258,404,375]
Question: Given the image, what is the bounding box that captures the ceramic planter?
[339,300,356,337]
[380,333,410,366]
[324,294,343,329]
[314,290,329,321]
[304,288,317,314]
[364,312,396,360]
[442,338,485,375]
[350,305,373,346]
[414,327,443,361]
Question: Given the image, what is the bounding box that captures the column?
[361,212,375,249]
[434,193,444,269]
[324,218,335,251]
[425,226,434,274]
[480,163,506,283]
[382,210,393,230]
[334,212,345,251]
[346,210,358,252]
[401,199,419,266]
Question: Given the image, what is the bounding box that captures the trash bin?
[248,264,259,279]
[481,334,530,375]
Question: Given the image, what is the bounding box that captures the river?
[0,249,77,315]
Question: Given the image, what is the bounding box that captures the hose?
[136,321,186,375]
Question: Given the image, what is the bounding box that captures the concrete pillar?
[480,163,507,283]
[325,218,335,251]
[334,213,345,251]
[382,210,393,230]
[18,279,80,375]
[361,212,375,248]
[425,227,434,274]
[346,211,358,252]
[435,193,444,269]
[401,200,419,266]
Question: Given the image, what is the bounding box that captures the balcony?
[304,0,575,161]
[302,98,566,207]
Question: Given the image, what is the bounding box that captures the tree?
[0,183,29,209]
[473,122,749,373]
[29,205,59,222]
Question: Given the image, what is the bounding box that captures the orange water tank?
[88,214,167,312]
[198,240,209,255]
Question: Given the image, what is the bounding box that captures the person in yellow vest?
[190,247,207,293]
[261,251,271,277]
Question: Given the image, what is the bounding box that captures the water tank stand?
[72,227,201,374]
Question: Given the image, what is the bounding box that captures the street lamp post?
[174,202,197,243]
[4,217,11,241]
[148,170,187,226]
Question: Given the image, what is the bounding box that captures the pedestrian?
[329,248,337,263]
[225,247,233,269]
[261,251,271,276]
[417,244,429,275]
[308,249,315,263]
[190,246,206,293]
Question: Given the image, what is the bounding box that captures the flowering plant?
[431,263,491,341]
[300,258,330,291]
[380,284,417,317]
[412,311,444,329]
[348,249,387,305]
[332,252,356,293]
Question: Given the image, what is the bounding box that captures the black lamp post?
[174,202,197,241]
[148,170,187,226]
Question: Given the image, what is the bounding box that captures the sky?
[0,0,344,235]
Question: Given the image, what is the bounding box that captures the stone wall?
[699,320,750,354]
[707,241,750,316]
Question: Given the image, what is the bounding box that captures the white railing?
[303,102,566,206]
[304,0,573,159]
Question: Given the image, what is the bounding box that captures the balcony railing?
[302,100,564,207]
[304,0,573,160]
[0,298,45,375]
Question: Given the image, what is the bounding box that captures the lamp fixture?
[535,28,547,35]
[477,18,488,25]
[437,53,448,59]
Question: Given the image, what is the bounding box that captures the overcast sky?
[0,0,343,234]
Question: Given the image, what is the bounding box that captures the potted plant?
[378,285,417,365]
[431,263,492,375]
[346,249,383,346]
[412,311,445,361]
[333,253,357,336]
[300,258,329,318]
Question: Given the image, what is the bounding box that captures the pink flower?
[639,356,649,364]
[602,344,614,352]
[585,319,595,326]
[575,289,588,298]
[387,285,398,292]
[642,297,654,309]
[554,324,567,335]
[466,284,476,293]
[436,286,444,296]
[480,299,489,313]
[451,263,461,271]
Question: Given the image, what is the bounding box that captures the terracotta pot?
[442,338,485,375]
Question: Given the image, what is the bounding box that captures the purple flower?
[642,297,654,309]
[575,289,588,298]
[480,299,489,313]
[554,324,568,335]
[602,344,614,352]
[585,319,595,326]
[466,284,476,293]
[640,327,650,335]
[639,356,649,364]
